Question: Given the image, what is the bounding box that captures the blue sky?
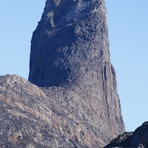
[106,1,148,131]
[0,1,148,132]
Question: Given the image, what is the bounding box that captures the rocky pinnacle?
[29,0,111,87]
[28,0,125,146]
[0,0,126,147]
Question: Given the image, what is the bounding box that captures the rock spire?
[28,0,125,147]
[0,0,125,147]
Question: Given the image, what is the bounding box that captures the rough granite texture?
[28,0,125,146]
[0,0,125,147]
[104,122,148,148]
[0,75,84,148]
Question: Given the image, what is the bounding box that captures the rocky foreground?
[0,74,123,147]
[104,122,148,148]
[28,0,125,146]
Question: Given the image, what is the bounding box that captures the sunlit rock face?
[0,0,125,147]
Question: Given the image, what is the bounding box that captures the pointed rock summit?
[29,0,110,87]
[28,0,125,146]
[0,0,125,147]
[104,122,148,148]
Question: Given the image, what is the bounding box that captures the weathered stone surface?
[28,0,125,144]
[0,0,125,147]
[0,75,88,148]
[29,0,112,87]
[104,122,148,148]
[0,73,124,147]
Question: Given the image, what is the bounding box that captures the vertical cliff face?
[29,0,110,87]
[28,0,125,147]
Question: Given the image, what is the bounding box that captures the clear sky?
[0,0,148,132]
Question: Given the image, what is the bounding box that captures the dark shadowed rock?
[29,0,112,87]
[0,0,125,147]
[104,122,148,148]
[104,132,133,148]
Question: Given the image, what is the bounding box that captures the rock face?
[0,74,124,148]
[28,0,125,146]
[0,75,85,148]
[0,0,125,147]
[29,0,111,88]
[104,122,148,148]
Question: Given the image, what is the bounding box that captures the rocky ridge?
[104,122,148,148]
[0,74,123,147]
[0,0,125,147]
[0,75,84,148]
